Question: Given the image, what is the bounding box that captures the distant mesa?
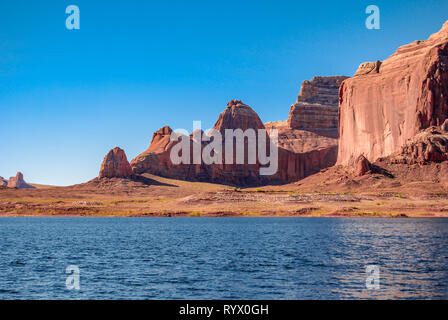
[5,172,35,189]
[99,147,133,179]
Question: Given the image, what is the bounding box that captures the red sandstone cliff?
[264,76,347,176]
[99,147,133,178]
[288,76,348,130]
[131,100,279,185]
[131,99,338,186]
[338,21,448,165]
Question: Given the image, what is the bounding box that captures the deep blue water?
[0,217,447,299]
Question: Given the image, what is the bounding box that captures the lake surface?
[0,217,447,299]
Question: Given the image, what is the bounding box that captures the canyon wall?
[130,99,339,186]
[264,75,347,177]
[337,21,448,165]
[288,76,348,129]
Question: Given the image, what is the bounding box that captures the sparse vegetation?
[188,212,202,217]
[0,172,447,218]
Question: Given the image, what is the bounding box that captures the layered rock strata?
[338,21,448,165]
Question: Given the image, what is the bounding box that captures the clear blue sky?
[1,0,447,186]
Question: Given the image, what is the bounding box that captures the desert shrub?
[188,212,202,217]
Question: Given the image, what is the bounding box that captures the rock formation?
[7,172,34,189]
[391,126,448,165]
[0,176,7,187]
[131,127,200,182]
[263,76,347,179]
[215,100,265,132]
[131,98,340,186]
[354,60,382,76]
[288,76,348,129]
[146,126,174,153]
[207,100,274,185]
[264,76,347,169]
[338,20,448,165]
[131,100,277,185]
[265,121,338,154]
[99,147,133,178]
[354,155,371,176]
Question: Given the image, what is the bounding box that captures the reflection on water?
[0,217,447,299]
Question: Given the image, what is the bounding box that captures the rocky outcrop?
[131,99,339,186]
[265,121,338,154]
[99,147,133,178]
[146,126,174,154]
[288,76,348,129]
[0,176,8,187]
[390,126,448,165]
[131,127,201,182]
[214,100,265,132]
[354,60,382,76]
[260,76,346,177]
[338,20,448,165]
[207,100,275,185]
[7,172,35,189]
[354,155,371,176]
[131,101,276,185]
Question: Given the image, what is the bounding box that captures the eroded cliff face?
[288,76,348,129]
[131,101,280,186]
[214,100,265,132]
[265,121,338,154]
[338,21,448,165]
[130,99,339,186]
[263,76,346,174]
